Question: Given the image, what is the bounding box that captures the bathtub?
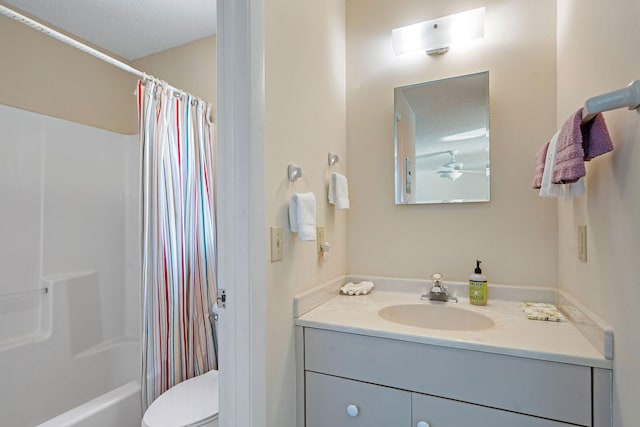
[0,273,141,426]
[37,381,141,427]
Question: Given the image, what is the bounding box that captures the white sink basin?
[378,304,494,331]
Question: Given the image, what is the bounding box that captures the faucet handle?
[425,272,456,303]
[431,273,443,286]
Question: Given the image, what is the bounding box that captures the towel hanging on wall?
[533,107,613,200]
[289,192,317,241]
[538,130,585,199]
[328,172,350,210]
[552,107,613,184]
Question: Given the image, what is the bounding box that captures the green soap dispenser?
[469,260,487,305]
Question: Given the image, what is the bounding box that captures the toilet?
[142,369,219,427]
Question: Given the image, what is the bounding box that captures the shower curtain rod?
[0,4,213,113]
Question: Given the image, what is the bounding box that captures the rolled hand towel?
[329,172,350,210]
[340,281,375,295]
[289,192,317,241]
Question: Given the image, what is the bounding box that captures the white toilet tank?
[142,369,219,427]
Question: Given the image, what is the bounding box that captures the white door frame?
[216,0,266,426]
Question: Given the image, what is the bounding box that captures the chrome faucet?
[421,273,457,302]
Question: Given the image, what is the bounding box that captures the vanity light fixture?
[392,7,485,56]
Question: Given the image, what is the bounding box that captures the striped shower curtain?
[137,79,218,410]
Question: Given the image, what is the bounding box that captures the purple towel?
[532,141,549,189]
[552,108,614,184]
[583,112,614,160]
[552,110,586,184]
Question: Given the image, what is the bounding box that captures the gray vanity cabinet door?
[306,372,411,427]
[412,393,579,427]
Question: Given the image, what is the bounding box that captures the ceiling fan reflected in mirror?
[435,150,485,181]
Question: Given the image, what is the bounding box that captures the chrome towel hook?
[288,164,303,182]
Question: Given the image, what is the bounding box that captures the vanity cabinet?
[306,371,575,427]
[411,392,576,427]
[306,371,411,427]
[299,327,610,427]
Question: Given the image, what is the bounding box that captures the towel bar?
[582,80,640,123]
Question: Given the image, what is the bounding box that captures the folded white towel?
[328,172,350,210]
[289,192,317,241]
[520,302,566,322]
[539,130,562,198]
[539,130,585,200]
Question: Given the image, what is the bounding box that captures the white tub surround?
[0,274,140,426]
[0,104,140,426]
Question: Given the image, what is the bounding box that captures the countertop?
[296,289,612,369]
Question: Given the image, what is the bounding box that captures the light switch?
[271,226,283,262]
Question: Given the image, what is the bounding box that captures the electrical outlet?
[317,226,325,253]
[577,225,587,262]
[270,226,283,262]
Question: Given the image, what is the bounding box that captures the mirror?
[394,71,490,204]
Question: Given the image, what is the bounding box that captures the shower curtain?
[138,79,218,409]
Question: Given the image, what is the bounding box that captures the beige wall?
[346,0,558,287]
[0,10,215,135]
[557,0,640,425]
[132,35,217,109]
[0,12,138,134]
[264,0,347,425]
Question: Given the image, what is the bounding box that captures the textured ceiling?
[3,0,216,60]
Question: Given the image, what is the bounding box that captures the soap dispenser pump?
[469,260,487,305]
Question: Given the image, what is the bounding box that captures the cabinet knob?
[417,421,431,427]
[346,404,359,417]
